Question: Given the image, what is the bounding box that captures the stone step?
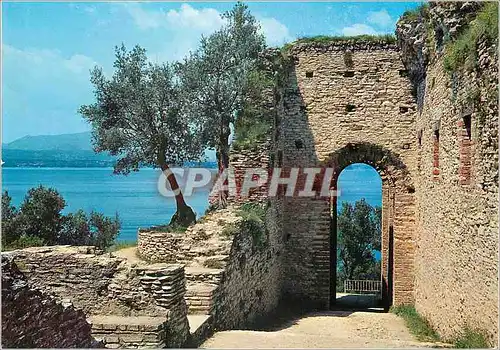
[88,315,168,348]
[185,266,224,285]
[185,283,218,315]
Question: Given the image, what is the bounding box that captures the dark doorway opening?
[330,163,383,311]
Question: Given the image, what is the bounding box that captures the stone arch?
[324,142,416,309]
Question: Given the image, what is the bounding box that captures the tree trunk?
[216,122,231,208]
[158,155,196,227]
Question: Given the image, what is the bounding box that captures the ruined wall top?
[284,38,398,55]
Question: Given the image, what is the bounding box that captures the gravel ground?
[202,311,446,348]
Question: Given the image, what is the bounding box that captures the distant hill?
[2,131,217,168]
[3,131,93,151]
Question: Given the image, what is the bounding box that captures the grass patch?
[139,224,188,233]
[107,240,137,252]
[444,2,498,73]
[401,3,429,22]
[454,328,489,348]
[220,203,268,248]
[391,305,440,342]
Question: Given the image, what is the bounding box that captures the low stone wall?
[90,316,169,349]
[137,208,238,265]
[1,256,99,348]
[3,246,190,348]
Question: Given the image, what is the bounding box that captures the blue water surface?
[2,168,212,242]
[2,163,382,244]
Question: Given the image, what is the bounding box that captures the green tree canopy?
[337,199,382,281]
[177,2,266,206]
[79,45,202,226]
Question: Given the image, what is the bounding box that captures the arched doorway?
[333,163,383,310]
[325,143,415,310]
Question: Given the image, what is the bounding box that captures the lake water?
[2,163,381,242]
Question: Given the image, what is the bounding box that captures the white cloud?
[3,45,96,76]
[123,3,293,52]
[166,4,226,32]
[367,9,393,28]
[259,17,294,47]
[341,23,379,36]
[123,3,225,32]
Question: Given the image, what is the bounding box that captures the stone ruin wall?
[1,256,98,348]
[278,41,418,307]
[137,204,285,332]
[397,2,499,343]
[3,246,190,348]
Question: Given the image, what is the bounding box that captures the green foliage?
[401,3,429,22]
[177,2,266,179]
[220,203,268,247]
[237,202,267,249]
[88,211,121,250]
[18,186,66,245]
[232,70,274,150]
[221,223,239,238]
[79,44,199,226]
[2,191,22,246]
[454,328,489,348]
[391,305,440,342]
[4,235,46,251]
[282,34,396,51]
[337,199,382,281]
[1,186,121,251]
[444,2,498,73]
[141,223,188,233]
[59,209,90,245]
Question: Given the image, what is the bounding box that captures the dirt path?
[202,311,445,348]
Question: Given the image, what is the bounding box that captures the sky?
[2,1,420,143]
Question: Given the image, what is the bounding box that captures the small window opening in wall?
[295,139,304,149]
[344,51,354,68]
[400,106,409,113]
[343,71,355,77]
[277,150,283,167]
[407,186,415,194]
[463,115,472,140]
[433,129,440,179]
[399,69,408,77]
[306,71,314,78]
[345,104,356,112]
[417,130,423,147]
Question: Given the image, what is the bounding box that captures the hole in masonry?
[343,71,355,77]
[295,139,304,149]
[345,104,356,112]
[400,106,409,113]
[463,114,472,140]
[306,71,314,78]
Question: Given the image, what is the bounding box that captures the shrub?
[18,186,66,244]
[59,209,91,245]
[444,2,498,73]
[2,191,22,246]
[5,235,46,251]
[1,186,121,251]
[454,328,489,348]
[88,211,121,250]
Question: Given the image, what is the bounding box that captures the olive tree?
[177,3,266,206]
[80,45,202,226]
